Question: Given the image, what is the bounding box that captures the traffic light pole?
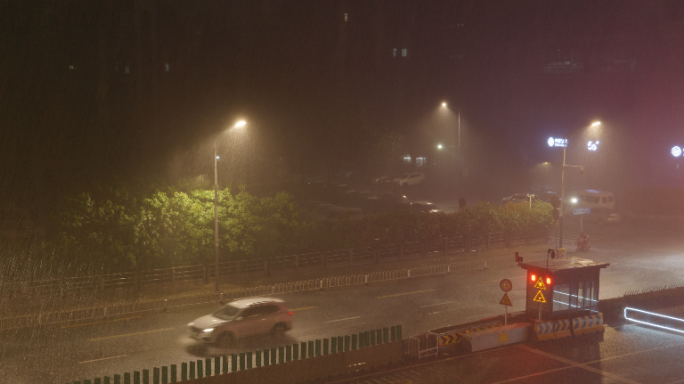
[559,145,567,249]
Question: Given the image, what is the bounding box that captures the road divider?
[572,313,604,335]
[291,306,317,311]
[67,325,404,384]
[1,255,548,332]
[78,355,127,364]
[376,289,435,299]
[325,316,361,323]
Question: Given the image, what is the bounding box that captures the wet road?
[2,217,684,383]
[335,323,684,384]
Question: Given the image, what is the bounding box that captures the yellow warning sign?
[533,277,547,290]
[533,290,546,303]
[499,292,513,306]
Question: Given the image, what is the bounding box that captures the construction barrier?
[464,323,530,352]
[553,319,572,338]
[65,325,403,384]
[408,320,502,358]
[407,332,438,359]
[572,313,604,335]
[531,320,556,341]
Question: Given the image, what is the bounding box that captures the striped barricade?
[554,319,572,338]
[531,321,556,341]
[435,322,502,354]
[572,313,604,335]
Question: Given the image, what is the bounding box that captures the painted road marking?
[420,301,455,308]
[377,289,435,299]
[88,327,175,342]
[79,355,127,364]
[62,316,141,329]
[429,308,460,315]
[325,316,361,324]
[291,306,317,311]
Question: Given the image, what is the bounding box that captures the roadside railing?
[0,253,545,331]
[64,325,404,384]
[0,230,546,301]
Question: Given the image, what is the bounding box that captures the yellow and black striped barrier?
[438,323,501,347]
[572,313,604,335]
[531,320,556,341]
[554,319,572,338]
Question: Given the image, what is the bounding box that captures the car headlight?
[203,328,215,333]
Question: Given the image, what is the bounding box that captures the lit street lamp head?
[591,121,601,127]
[234,120,247,128]
[441,102,447,107]
[437,144,444,149]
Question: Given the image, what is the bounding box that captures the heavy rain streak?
[2,1,684,383]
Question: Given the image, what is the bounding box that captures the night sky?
[2,0,684,210]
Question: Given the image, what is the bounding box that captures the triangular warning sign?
[499,292,513,306]
[533,290,546,303]
[533,277,547,290]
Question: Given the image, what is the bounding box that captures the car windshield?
[213,304,240,320]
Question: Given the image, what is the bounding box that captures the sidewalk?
[0,243,550,319]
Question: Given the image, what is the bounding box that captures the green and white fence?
[0,254,539,331]
[1,231,545,300]
[66,325,403,384]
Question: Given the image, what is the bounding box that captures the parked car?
[409,202,442,213]
[188,297,293,348]
[379,193,409,206]
[602,212,622,224]
[371,175,393,185]
[502,193,538,205]
[590,208,622,224]
[394,173,425,187]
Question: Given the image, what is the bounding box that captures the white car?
[394,173,425,187]
[188,297,293,347]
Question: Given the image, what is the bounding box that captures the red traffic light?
[515,252,523,263]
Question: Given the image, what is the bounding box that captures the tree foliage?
[55,186,554,274]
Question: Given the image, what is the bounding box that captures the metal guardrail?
[0,254,528,331]
[0,231,545,300]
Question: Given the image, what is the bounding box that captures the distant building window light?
[125,65,130,74]
[165,63,170,72]
[416,156,426,166]
[393,48,397,57]
[402,49,407,57]
[344,13,348,22]
[402,154,412,163]
[68,65,75,70]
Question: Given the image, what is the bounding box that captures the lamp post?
[440,102,460,151]
[558,121,600,248]
[214,120,246,292]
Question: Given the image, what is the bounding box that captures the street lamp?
[440,101,460,151]
[214,120,246,292]
[558,121,600,248]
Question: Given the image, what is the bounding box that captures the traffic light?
[548,248,556,259]
[515,252,523,263]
